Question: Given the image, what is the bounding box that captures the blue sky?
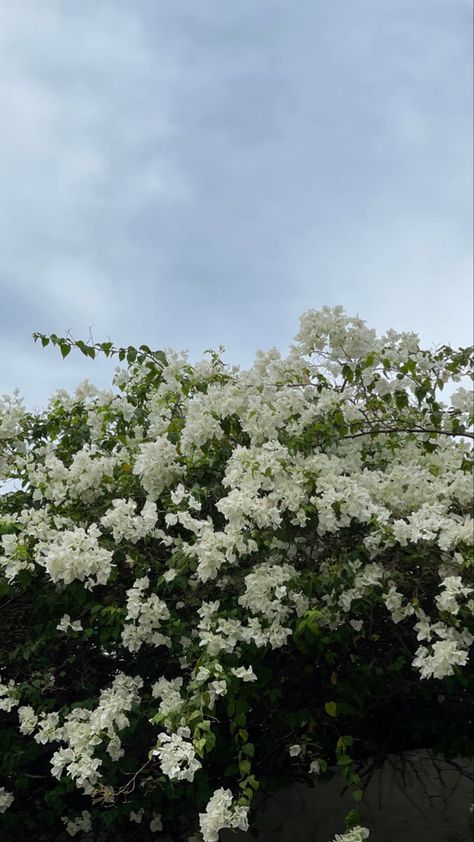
[0,0,472,408]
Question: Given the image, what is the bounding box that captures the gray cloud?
[0,0,472,408]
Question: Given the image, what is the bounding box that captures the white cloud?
[0,0,471,409]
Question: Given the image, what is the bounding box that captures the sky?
[0,0,472,409]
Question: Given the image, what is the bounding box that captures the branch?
[341,427,474,441]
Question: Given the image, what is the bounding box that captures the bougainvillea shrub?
[0,306,473,841]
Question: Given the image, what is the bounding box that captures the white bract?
[0,678,19,713]
[61,810,92,837]
[331,828,370,842]
[57,614,83,633]
[0,787,14,813]
[289,744,302,757]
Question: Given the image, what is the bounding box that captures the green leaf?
[154,350,168,366]
[324,701,337,718]
[239,759,251,777]
[344,809,361,830]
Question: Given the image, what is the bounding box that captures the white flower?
[61,810,92,837]
[34,712,61,745]
[151,676,184,714]
[332,827,370,842]
[57,614,83,633]
[0,390,25,440]
[289,744,302,757]
[0,679,19,712]
[18,705,38,735]
[349,619,363,632]
[309,759,321,774]
[414,618,432,641]
[230,665,257,682]
[150,812,163,832]
[0,787,14,813]
[210,679,227,696]
[0,533,34,580]
[129,808,144,823]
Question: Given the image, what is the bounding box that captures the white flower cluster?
[100,498,158,543]
[133,437,183,499]
[121,577,171,652]
[33,711,60,743]
[435,576,473,615]
[0,533,35,580]
[413,632,473,680]
[196,595,294,655]
[23,674,142,793]
[151,676,184,715]
[24,444,117,505]
[0,390,25,441]
[382,584,415,624]
[295,306,378,359]
[0,678,19,712]
[152,726,202,782]
[17,704,38,735]
[61,810,92,837]
[190,660,230,707]
[338,563,385,613]
[218,442,309,530]
[38,524,113,588]
[230,665,257,682]
[199,787,249,842]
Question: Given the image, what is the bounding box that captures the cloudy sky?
[0,0,472,408]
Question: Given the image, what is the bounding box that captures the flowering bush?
[0,306,473,841]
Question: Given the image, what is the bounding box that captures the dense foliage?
[0,306,473,842]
